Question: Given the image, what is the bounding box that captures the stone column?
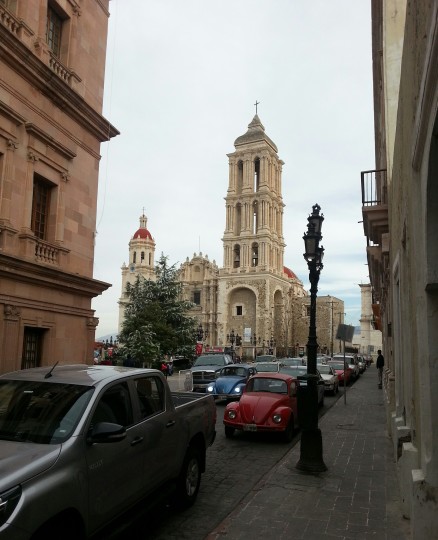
[0,139,18,224]
[1,304,21,372]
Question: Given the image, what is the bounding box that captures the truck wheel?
[225,426,235,438]
[176,446,201,508]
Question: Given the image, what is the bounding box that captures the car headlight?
[272,414,282,423]
[227,410,237,419]
[207,385,214,392]
[0,485,21,526]
[233,387,241,393]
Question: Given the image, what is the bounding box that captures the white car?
[317,363,339,394]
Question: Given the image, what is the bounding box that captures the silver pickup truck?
[0,364,216,539]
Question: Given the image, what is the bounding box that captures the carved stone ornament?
[4,304,21,320]
[87,317,99,328]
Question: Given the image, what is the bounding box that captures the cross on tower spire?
[254,100,260,114]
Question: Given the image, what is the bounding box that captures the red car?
[327,360,353,386]
[223,372,299,442]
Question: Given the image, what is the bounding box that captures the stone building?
[119,116,348,361]
[0,1,118,372]
[362,2,438,536]
[118,214,156,333]
[357,283,381,360]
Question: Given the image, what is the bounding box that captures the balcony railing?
[361,169,387,206]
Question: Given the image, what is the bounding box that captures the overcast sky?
[92,0,374,339]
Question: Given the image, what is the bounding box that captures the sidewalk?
[206,369,411,540]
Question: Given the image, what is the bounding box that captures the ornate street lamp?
[296,203,327,473]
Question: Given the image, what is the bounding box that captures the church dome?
[132,214,154,242]
[133,228,153,240]
[284,266,298,280]
[234,115,278,152]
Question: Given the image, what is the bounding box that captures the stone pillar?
[1,304,22,372]
[0,139,18,224]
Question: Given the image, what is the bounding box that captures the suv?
[191,354,233,392]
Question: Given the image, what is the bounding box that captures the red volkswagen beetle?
[223,372,299,442]
[327,360,353,386]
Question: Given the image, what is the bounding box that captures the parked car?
[223,372,299,442]
[279,357,305,367]
[328,360,353,386]
[254,354,277,362]
[356,355,367,373]
[332,355,359,381]
[279,365,325,407]
[206,364,257,401]
[253,361,281,373]
[191,353,234,392]
[0,364,216,540]
[317,363,339,394]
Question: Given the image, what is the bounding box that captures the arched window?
[148,253,151,265]
[254,158,260,192]
[237,161,243,193]
[133,252,137,263]
[141,251,145,262]
[236,203,242,236]
[252,243,259,267]
[233,245,241,268]
[252,201,258,234]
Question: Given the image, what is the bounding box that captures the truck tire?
[224,426,235,438]
[176,446,201,508]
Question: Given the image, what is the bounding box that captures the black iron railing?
[361,169,387,206]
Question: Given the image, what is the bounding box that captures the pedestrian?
[376,349,384,388]
[161,360,168,378]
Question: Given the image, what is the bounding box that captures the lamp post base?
[296,428,327,473]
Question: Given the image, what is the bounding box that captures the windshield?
[246,378,287,394]
[0,380,93,444]
[254,363,279,372]
[280,366,306,377]
[220,367,247,377]
[329,363,346,370]
[194,356,226,366]
[317,365,333,374]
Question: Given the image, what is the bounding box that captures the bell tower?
[222,114,285,274]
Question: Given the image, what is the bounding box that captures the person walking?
[376,349,384,388]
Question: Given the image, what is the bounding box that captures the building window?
[31,175,52,240]
[252,243,259,266]
[236,305,243,316]
[22,327,44,369]
[46,5,63,56]
[148,253,151,265]
[233,245,240,268]
[133,252,137,263]
[141,251,145,262]
[193,291,201,305]
[254,157,260,192]
[306,305,311,317]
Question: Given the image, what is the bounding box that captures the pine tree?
[118,254,197,366]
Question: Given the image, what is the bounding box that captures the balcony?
[361,169,388,245]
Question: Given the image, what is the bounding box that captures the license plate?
[243,424,257,432]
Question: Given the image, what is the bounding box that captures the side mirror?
[87,422,126,445]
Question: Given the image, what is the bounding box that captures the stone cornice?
[25,122,76,160]
[0,253,111,297]
[0,24,119,143]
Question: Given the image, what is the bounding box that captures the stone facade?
[363,2,438,536]
[0,1,118,371]
[120,116,348,361]
[356,283,382,361]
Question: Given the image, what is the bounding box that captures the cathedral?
[119,115,343,360]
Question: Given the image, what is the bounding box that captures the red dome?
[284,266,298,280]
[133,228,153,240]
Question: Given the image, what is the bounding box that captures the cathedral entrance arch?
[227,287,257,360]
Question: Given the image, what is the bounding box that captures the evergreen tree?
[118,254,197,366]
